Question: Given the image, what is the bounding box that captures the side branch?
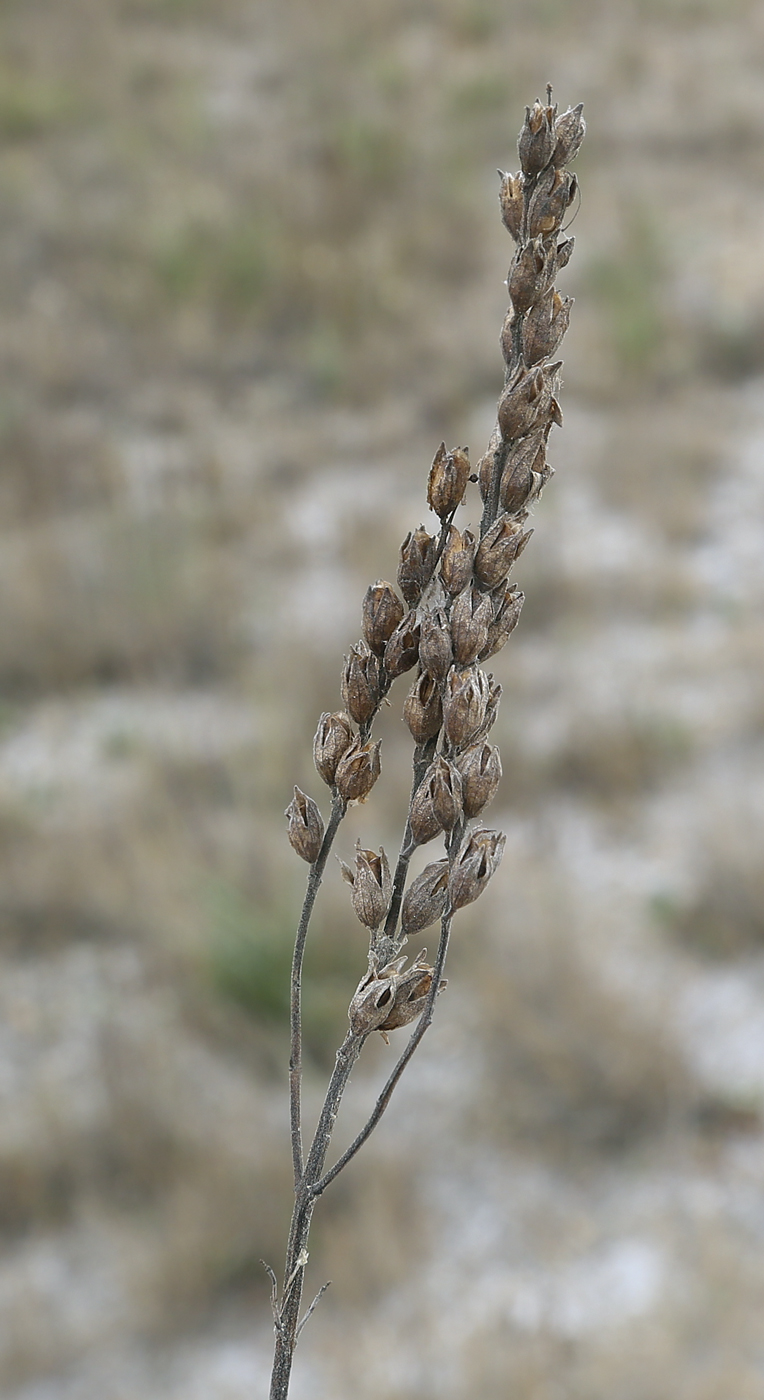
[289,791,347,1185]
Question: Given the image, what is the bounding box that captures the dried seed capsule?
[480,583,524,660]
[474,514,532,589]
[379,954,443,1033]
[427,443,470,519]
[456,741,502,818]
[499,306,515,367]
[340,841,392,930]
[527,166,577,240]
[348,962,401,1036]
[428,755,463,830]
[403,670,443,744]
[478,675,503,739]
[398,526,437,607]
[440,526,476,597]
[334,736,382,803]
[341,641,383,727]
[522,287,572,367]
[384,611,421,679]
[498,361,561,442]
[499,429,546,514]
[362,581,405,656]
[477,428,502,504]
[409,769,444,846]
[518,97,555,177]
[401,859,450,935]
[451,586,493,666]
[443,666,490,749]
[507,237,556,317]
[285,786,324,863]
[552,103,585,168]
[313,711,354,786]
[498,170,524,241]
[449,829,506,910]
[419,607,453,682]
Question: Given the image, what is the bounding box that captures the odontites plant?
[269,87,585,1400]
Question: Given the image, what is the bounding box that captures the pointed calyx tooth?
[450,585,493,666]
[498,170,524,242]
[419,607,453,682]
[362,581,405,656]
[334,735,381,803]
[440,526,476,597]
[384,610,421,678]
[427,443,470,519]
[499,428,547,514]
[285,786,325,863]
[522,287,572,367]
[480,582,524,660]
[341,641,383,727]
[401,859,450,935]
[508,237,556,316]
[518,97,555,177]
[443,665,490,749]
[398,526,437,607]
[448,829,506,910]
[474,513,532,590]
[455,741,502,818]
[403,670,443,744]
[341,841,392,930]
[527,166,577,240]
[551,103,585,168]
[313,710,354,786]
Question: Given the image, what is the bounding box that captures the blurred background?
[1,0,764,1395]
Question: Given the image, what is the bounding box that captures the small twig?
[296,1281,332,1340]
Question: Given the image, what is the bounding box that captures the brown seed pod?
[518,97,555,177]
[443,666,491,750]
[384,611,421,679]
[334,736,382,803]
[285,787,324,864]
[497,361,561,443]
[427,443,470,519]
[403,670,443,744]
[522,287,573,367]
[440,526,476,597]
[507,236,556,317]
[340,641,383,727]
[499,428,547,514]
[448,829,506,911]
[419,607,453,682]
[498,170,524,241]
[428,755,463,831]
[480,583,524,661]
[450,586,493,666]
[527,166,577,240]
[313,711,354,786]
[398,526,437,607]
[401,859,450,935]
[474,514,532,590]
[362,581,405,656]
[340,841,392,930]
[552,103,586,167]
[455,741,502,818]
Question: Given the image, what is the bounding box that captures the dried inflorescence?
[272,89,584,1400]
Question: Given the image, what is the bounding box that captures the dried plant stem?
[272,89,584,1398]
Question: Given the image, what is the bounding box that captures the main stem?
[270,1028,366,1400]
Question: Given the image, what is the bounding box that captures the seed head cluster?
[285,86,584,1035]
